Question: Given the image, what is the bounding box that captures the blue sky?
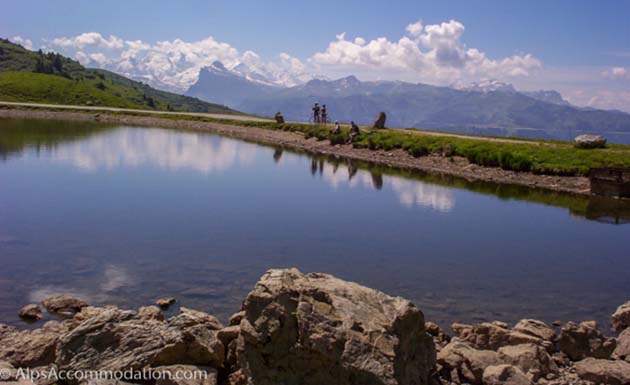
[2,0,629,110]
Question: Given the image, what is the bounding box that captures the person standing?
[312,103,320,123]
[321,104,328,125]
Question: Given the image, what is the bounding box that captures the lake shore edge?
[2,268,629,385]
[0,106,592,196]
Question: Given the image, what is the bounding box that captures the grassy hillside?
[0,38,235,113]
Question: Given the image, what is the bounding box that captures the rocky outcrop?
[41,295,88,316]
[497,343,558,380]
[436,340,501,384]
[574,357,630,385]
[612,301,630,332]
[512,319,555,342]
[425,322,451,352]
[574,134,607,149]
[235,268,435,385]
[613,328,630,362]
[556,321,616,361]
[0,321,69,367]
[18,305,43,321]
[451,321,552,351]
[482,364,533,385]
[55,307,224,374]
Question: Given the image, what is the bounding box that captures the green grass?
[123,112,630,177]
[0,38,236,114]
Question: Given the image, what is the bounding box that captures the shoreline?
[0,106,593,196]
[2,269,629,385]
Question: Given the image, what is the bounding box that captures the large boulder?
[612,301,630,332]
[373,112,387,129]
[482,364,533,385]
[451,322,551,351]
[41,295,88,316]
[235,268,435,385]
[574,357,630,385]
[0,321,69,367]
[497,343,558,381]
[557,321,616,361]
[575,134,607,149]
[613,328,630,362]
[512,319,555,342]
[55,307,224,374]
[436,340,501,384]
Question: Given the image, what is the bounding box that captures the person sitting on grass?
[331,121,341,135]
[347,121,361,144]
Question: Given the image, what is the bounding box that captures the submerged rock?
[156,297,177,309]
[19,304,43,321]
[235,268,435,385]
[41,295,88,316]
[557,321,616,361]
[612,301,630,332]
[574,357,630,385]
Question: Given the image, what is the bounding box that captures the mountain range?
[186,61,630,140]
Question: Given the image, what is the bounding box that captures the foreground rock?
[557,321,616,360]
[437,340,501,384]
[612,301,630,332]
[574,357,630,385]
[55,307,224,375]
[41,295,88,316]
[0,321,69,367]
[235,268,435,385]
[18,304,43,321]
[497,343,558,381]
[574,134,607,149]
[482,364,532,385]
[452,321,552,351]
[614,328,630,362]
[152,364,217,385]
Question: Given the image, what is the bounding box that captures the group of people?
[311,103,328,124]
[311,102,361,144]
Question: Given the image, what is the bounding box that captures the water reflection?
[49,127,258,174]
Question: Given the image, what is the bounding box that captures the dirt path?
[0,101,273,122]
[0,107,591,196]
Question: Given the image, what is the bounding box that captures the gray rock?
[574,357,630,385]
[55,307,224,375]
[497,343,558,381]
[575,134,607,149]
[373,112,386,129]
[482,364,533,385]
[41,295,88,316]
[512,319,555,342]
[168,307,223,331]
[19,305,43,321]
[156,297,177,309]
[236,268,435,385]
[152,365,217,385]
[557,321,616,361]
[612,301,630,332]
[451,322,551,351]
[437,340,501,384]
[0,321,69,367]
[613,328,630,362]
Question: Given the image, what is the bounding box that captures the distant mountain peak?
[453,79,517,93]
[210,61,228,72]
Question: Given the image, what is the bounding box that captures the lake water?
[1,118,629,330]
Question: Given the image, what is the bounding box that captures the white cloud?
[311,19,542,84]
[602,67,629,80]
[10,36,33,50]
[51,32,123,50]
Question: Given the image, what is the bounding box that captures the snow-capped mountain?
[452,79,517,93]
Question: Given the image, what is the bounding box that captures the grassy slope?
[0,38,235,114]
